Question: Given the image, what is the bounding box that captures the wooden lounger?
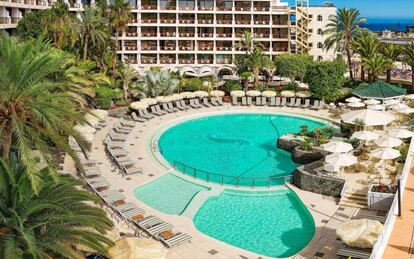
[336,247,371,259]
[162,233,192,248]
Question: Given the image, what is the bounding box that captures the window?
[317,56,323,61]
[317,15,323,21]
[317,29,323,35]
[317,42,323,49]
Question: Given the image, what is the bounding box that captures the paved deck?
[66,104,351,259]
[382,158,414,259]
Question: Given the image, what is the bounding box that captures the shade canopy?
[345,97,361,103]
[348,102,365,108]
[322,141,354,153]
[352,80,406,99]
[374,137,403,148]
[209,90,225,97]
[140,98,157,105]
[390,103,408,110]
[295,91,312,98]
[130,101,149,110]
[246,90,261,97]
[352,131,379,141]
[364,99,380,105]
[261,91,277,97]
[325,153,358,167]
[397,107,414,114]
[388,129,414,139]
[341,109,395,126]
[371,148,400,160]
[280,90,295,97]
[367,104,385,111]
[194,91,209,98]
[384,99,401,106]
[180,92,196,99]
[230,90,245,97]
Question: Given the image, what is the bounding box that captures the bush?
[16,10,47,40]
[93,86,121,109]
[224,80,243,93]
[300,137,313,151]
[253,82,267,92]
[181,78,203,92]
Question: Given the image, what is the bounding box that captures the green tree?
[245,47,274,86]
[233,31,262,54]
[381,43,401,83]
[16,10,48,40]
[274,54,312,82]
[403,41,414,91]
[138,70,177,97]
[324,8,366,80]
[0,158,114,258]
[352,32,381,81]
[116,65,140,100]
[305,60,347,102]
[363,54,390,82]
[0,36,90,191]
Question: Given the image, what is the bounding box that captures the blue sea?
[363,19,414,32]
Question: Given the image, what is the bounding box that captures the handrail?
[172,160,292,188]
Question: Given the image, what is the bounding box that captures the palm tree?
[0,35,90,191]
[363,54,390,82]
[381,43,401,83]
[109,0,131,47]
[0,158,114,258]
[245,47,274,86]
[117,65,140,100]
[403,41,414,91]
[352,32,381,81]
[234,31,262,54]
[78,7,110,60]
[324,8,366,80]
[138,70,177,97]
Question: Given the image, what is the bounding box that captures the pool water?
[133,174,209,215]
[193,189,315,258]
[159,113,325,186]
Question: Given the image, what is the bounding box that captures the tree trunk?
[123,83,128,100]
[345,47,354,80]
[412,71,414,93]
[1,128,12,162]
[361,64,365,81]
[83,35,89,61]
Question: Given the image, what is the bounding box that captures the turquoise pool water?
[159,113,325,186]
[133,174,209,215]
[193,189,315,258]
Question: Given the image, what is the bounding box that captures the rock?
[108,237,168,259]
[336,219,383,249]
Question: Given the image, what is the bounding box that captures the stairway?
[339,191,368,209]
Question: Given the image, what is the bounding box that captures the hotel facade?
[0,0,337,76]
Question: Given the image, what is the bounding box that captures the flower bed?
[368,184,396,211]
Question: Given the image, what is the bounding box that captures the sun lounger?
[193,99,203,108]
[280,97,287,106]
[246,97,252,106]
[80,158,97,167]
[167,102,179,112]
[138,109,154,120]
[105,139,125,149]
[155,105,167,115]
[136,216,163,228]
[302,99,310,108]
[132,112,146,122]
[87,176,107,184]
[119,119,136,127]
[353,214,386,223]
[161,233,192,248]
[97,189,120,197]
[88,178,110,189]
[109,131,127,141]
[269,97,276,106]
[84,167,101,177]
[261,97,267,105]
[146,222,173,236]
[217,97,224,106]
[293,98,302,107]
[256,97,262,106]
[115,157,135,168]
[336,247,371,259]
[103,193,126,203]
[241,97,247,106]
[162,103,174,113]
[318,100,326,109]
[179,100,189,109]
[202,98,212,107]
[123,165,143,175]
[189,99,202,108]
[114,203,137,212]
[175,101,186,110]
[150,106,163,116]
[113,125,131,135]
[109,148,128,158]
[287,98,296,107]
[310,100,320,110]
[232,96,238,105]
[118,208,145,220]
[210,98,219,106]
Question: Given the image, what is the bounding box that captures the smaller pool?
[133,174,209,215]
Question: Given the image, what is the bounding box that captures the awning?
[352,80,406,99]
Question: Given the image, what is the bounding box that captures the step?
[344,191,368,197]
[342,194,367,202]
[340,197,367,206]
[338,201,368,209]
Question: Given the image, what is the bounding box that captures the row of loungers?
[105,119,143,176]
[78,159,192,248]
[233,96,326,110]
[132,97,224,122]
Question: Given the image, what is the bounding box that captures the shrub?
[181,78,203,92]
[299,125,309,136]
[224,80,243,93]
[93,86,121,109]
[300,137,313,151]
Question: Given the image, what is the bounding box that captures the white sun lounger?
[241,97,247,106]
[293,98,302,107]
[232,96,238,105]
[138,109,153,120]
[123,165,143,175]
[269,97,276,106]
[136,216,163,229]
[162,233,192,248]
[287,98,296,107]
[217,97,224,106]
[202,98,212,107]
[189,99,202,108]
[114,203,137,212]
[175,101,186,110]
[109,131,127,142]
[119,119,135,127]
[118,208,145,220]
[84,168,101,177]
[150,106,163,116]
[167,102,179,112]
[256,97,262,106]
[89,180,110,190]
[113,126,130,135]
[115,122,132,131]
[280,97,287,106]
[261,97,267,105]
[147,223,173,236]
[210,98,219,106]
[105,138,125,149]
[155,105,167,115]
[103,193,126,203]
[109,148,128,158]
[302,99,310,108]
[246,97,252,106]
[132,112,146,122]
[162,103,175,113]
[115,158,135,167]
[97,189,120,197]
[310,100,320,110]
[179,100,189,109]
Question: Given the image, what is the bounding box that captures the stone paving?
[64,104,360,259]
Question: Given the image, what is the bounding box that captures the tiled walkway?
[382,159,414,259]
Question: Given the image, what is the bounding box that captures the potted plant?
[367,184,397,211]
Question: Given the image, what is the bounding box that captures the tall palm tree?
[245,47,274,86]
[0,35,90,191]
[78,7,110,60]
[234,31,262,54]
[109,0,131,48]
[381,43,401,83]
[324,8,366,80]
[352,32,381,81]
[363,54,390,82]
[117,65,140,100]
[403,41,414,91]
[0,158,114,258]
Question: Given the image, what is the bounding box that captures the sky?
[287,0,414,22]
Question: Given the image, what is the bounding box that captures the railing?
[173,160,292,188]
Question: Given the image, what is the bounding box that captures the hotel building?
[0,0,337,76]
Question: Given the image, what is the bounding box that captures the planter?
[292,146,324,164]
[367,185,395,211]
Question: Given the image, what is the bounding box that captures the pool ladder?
[152,140,162,154]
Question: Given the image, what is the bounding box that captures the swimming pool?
[158,113,325,186]
[133,174,209,215]
[193,189,315,258]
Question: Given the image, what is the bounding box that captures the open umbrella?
[280,90,295,97]
[130,101,149,110]
[140,98,157,105]
[322,141,354,153]
[352,131,379,141]
[209,90,225,97]
[246,90,261,97]
[374,137,403,148]
[341,109,395,126]
[347,102,365,108]
[390,103,408,110]
[170,93,183,101]
[367,104,385,111]
[295,91,312,98]
[194,91,209,98]
[371,148,400,160]
[346,97,361,103]
[156,96,172,103]
[384,99,400,106]
[397,107,414,114]
[180,92,196,99]
[261,91,277,97]
[325,153,358,167]
[230,90,245,97]
[364,99,380,105]
[388,129,414,139]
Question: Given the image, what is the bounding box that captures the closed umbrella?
[325,153,358,167]
[352,131,379,141]
[374,137,403,148]
[371,148,400,160]
[346,97,361,103]
[322,141,354,153]
[364,99,380,105]
[388,129,414,139]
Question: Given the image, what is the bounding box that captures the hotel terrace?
[0,0,336,76]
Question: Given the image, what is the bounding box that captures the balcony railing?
[141,32,157,37]
[0,17,11,24]
[160,5,176,10]
[160,46,176,51]
[179,19,194,24]
[178,46,194,51]
[160,32,176,37]
[160,19,176,24]
[216,59,231,64]
[141,19,157,23]
[178,6,195,11]
[217,20,232,25]
[160,58,176,64]
[198,19,213,24]
[253,7,270,12]
[216,46,232,51]
[198,33,214,37]
[197,6,214,11]
[254,33,270,38]
[125,32,137,37]
[198,59,213,64]
[141,58,157,64]
[235,6,251,11]
[216,33,232,38]
[11,17,22,24]
[124,45,137,50]
[141,46,157,50]
[198,46,213,51]
[216,6,232,11]
[179,33,195,37]
[141,5,156,10]
[179,59,195,64]
[254,20,270,25]
[235,20,250,25]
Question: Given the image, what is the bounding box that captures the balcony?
[198,46,213,51]
[160,5,176,10]
[179,33,195,37]
[197,6,213,11]
[178,46,194,51]
[216,6,232,11]
[216,46,232,51]
[125,32,137,37]
[198,59,213,64]
[178,6,195,11]
[160,46,176,51]
[179,20,194,24]
[141,57,157,64]
[253,7,270,12]
[160,32,176,37]
[160,19,176,24]
[179,59,194,64]
[216,33,232,38]
[273,21,289,26]
[11,17,22,24]
[198,33,214,37]
[141,46,157,51]
[141,32,157,37]
[0,17,11,24]
[160,58,176,64]
[235,20,250,25]
[141,5,157,10]
[217,20,232,25]
[254,33,270,38]
[235,7,251,11]
[254,20,270,25]
[198,19,213,24]
[273,34,289,39]
[124,45,137,51]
